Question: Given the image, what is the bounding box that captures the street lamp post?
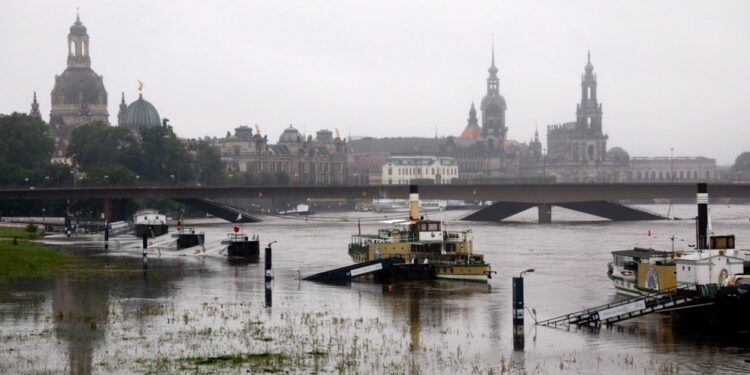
[513,268,535,325]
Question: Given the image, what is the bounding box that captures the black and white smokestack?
[696,183,708,250]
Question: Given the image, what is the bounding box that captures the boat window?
[428,223,440,231]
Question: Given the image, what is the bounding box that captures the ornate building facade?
[543,52,612,181]
[220,125,348,185]
[49,14,109,157]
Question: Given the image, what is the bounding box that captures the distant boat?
[278,203,314,216]
[133,209,168,238]
[221,226,260,258]
[372,199,446,213]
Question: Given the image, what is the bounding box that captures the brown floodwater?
[1,204,750,374]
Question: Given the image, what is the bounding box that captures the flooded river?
[2,204,750,374]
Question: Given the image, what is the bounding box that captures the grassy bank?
[0,239,75,279]
[0,225,44,240]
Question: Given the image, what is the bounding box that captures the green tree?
[0,113,54,185]
[68,122,141,169]
[138,125,193,184]
[82,163,136,186]
[194,140,225,186]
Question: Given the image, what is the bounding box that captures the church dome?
[51,67,107,106]
[480,93,507,112]
[607,147,630,163]
[70,15,87,36]
[120,94,161,129]
[279,125,303,143]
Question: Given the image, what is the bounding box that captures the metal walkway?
[174,198,261,223]
[537,288,708,327]
[303,257,405,283]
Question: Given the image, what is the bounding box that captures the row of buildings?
[30,14,719,185]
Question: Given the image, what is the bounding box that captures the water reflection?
[2,205,750,373]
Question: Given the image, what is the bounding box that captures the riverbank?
[0,225,44,240]
[0,239,75,279]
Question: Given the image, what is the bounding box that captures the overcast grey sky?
[2,1,749,164]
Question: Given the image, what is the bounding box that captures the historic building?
[628,157,718,182]
[348,46,523,183]
[480,46,508,151]
[49,14,109,157]
[459,103,481,139]
[542,52,613,182]
[220,125,347,185]
[382,156,458,185]
[118,89,163,130]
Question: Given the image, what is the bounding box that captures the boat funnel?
[696,183,708,249]
[409,185,419,221]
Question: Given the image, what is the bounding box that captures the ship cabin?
[609,248,676,292]
[676,235,745,293]
[348,219,473,264]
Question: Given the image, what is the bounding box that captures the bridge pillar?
[103,198,129,222]
[538,204,552,223]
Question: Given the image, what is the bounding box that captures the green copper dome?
[121,94,161,129]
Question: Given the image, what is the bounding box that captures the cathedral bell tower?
[49,11,109,158]
[67,12,91,68]
[576,51,602,134]
[479,43,508,151]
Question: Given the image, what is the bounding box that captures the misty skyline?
[2,1,748,164]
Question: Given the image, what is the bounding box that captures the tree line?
[0,112,289,188]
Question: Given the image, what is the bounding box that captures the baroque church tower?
[479,44,508,151]
[49,12,109,157]
[577,51,603,134]
[546,51,608,165]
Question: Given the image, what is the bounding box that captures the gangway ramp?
[304,257,405,283]
[174,198,260,223]
[537,288,708,327]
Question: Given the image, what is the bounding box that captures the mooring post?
[512,276,524,325]
[513,268,534,351]
[104,220,110,250]
[265,242,274,281]
[142,233,148,269]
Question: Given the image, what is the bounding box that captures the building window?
[388,168,392,176]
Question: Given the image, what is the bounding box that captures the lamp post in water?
[513,268,534,351]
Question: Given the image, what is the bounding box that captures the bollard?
[104,221,110,250]
[265,280,272,308]
[512,276,524,325]
[142,234,148,269]
[265,244,273,281]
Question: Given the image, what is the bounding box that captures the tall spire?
[117,92,127,125]
[585,50,594,73]
[488,35,498,77]
[468,102,478,125]
[30,92,41,118]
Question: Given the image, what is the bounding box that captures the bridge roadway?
[1,183,749,202]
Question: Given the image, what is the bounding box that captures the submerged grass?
[0,225,43,240]
[180,352,288,372]
[0,239,78,279]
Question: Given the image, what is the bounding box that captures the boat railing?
[226,233,258,242]
[177,227,201,235]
